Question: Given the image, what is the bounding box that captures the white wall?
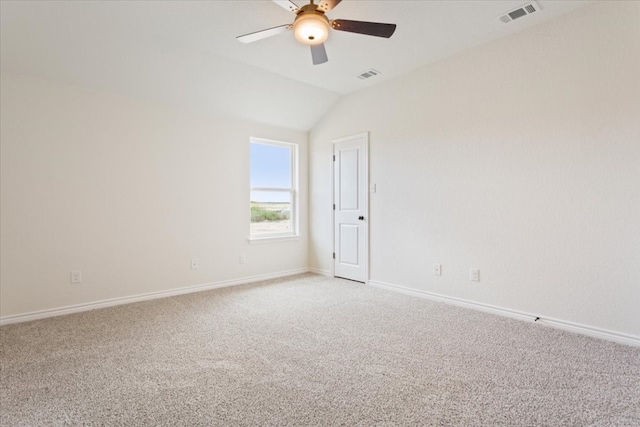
[310,2,640,338]
[1,73,308,318]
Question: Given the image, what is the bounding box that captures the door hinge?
[333,155,335,161]
[333,252,335,259]
[333,204,335,210]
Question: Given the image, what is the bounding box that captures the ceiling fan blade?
[331,19,397,38]
[272,0,299,13]
[310,43,328,65]
[236,24,291,44]
[317,0,342,12]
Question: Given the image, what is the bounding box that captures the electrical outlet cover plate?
[191,259,199,270]
[70,270,82,284]
[433,264,442,276]
[470,268,480,282]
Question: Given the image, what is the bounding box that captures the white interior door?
[333,133,368,282]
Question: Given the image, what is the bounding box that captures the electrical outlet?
[70,270,82,284]
[191,259,199,270]
[470,268,480,282]
[239,254,246,264]
[433,264,442,276]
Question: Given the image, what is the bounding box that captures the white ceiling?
[1,0,590,131]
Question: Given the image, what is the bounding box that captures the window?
[250,138,297,240]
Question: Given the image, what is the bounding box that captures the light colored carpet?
[1,274,639,426]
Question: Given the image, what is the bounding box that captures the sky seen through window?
[250,142,292,203]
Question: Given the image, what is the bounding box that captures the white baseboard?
[368,280,640,348]
[309,267,332,277]
[0,268,309,326]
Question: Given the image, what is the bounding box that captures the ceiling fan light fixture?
[294,13,330,45]
[236,0,397,65]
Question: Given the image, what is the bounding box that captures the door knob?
[358,216,364,221]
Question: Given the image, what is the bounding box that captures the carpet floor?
[1,274,639,426]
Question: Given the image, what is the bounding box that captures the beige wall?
[310,2,640,337]
[1,73,309,318]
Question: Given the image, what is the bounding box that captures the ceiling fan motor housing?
[293,9,330,45]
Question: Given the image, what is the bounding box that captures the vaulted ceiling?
[1,0,589,131]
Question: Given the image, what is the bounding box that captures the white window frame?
[249,138,299,243]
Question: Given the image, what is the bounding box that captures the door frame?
[331,132,369,283]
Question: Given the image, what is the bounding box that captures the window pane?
[250,191,292,235]
[250,143,291,188]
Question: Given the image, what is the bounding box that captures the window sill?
[248,235,300,245]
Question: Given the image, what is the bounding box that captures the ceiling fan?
[236,0,397,65]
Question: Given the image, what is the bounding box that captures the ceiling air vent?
[356,69,381,80]
[498,1,540,24]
